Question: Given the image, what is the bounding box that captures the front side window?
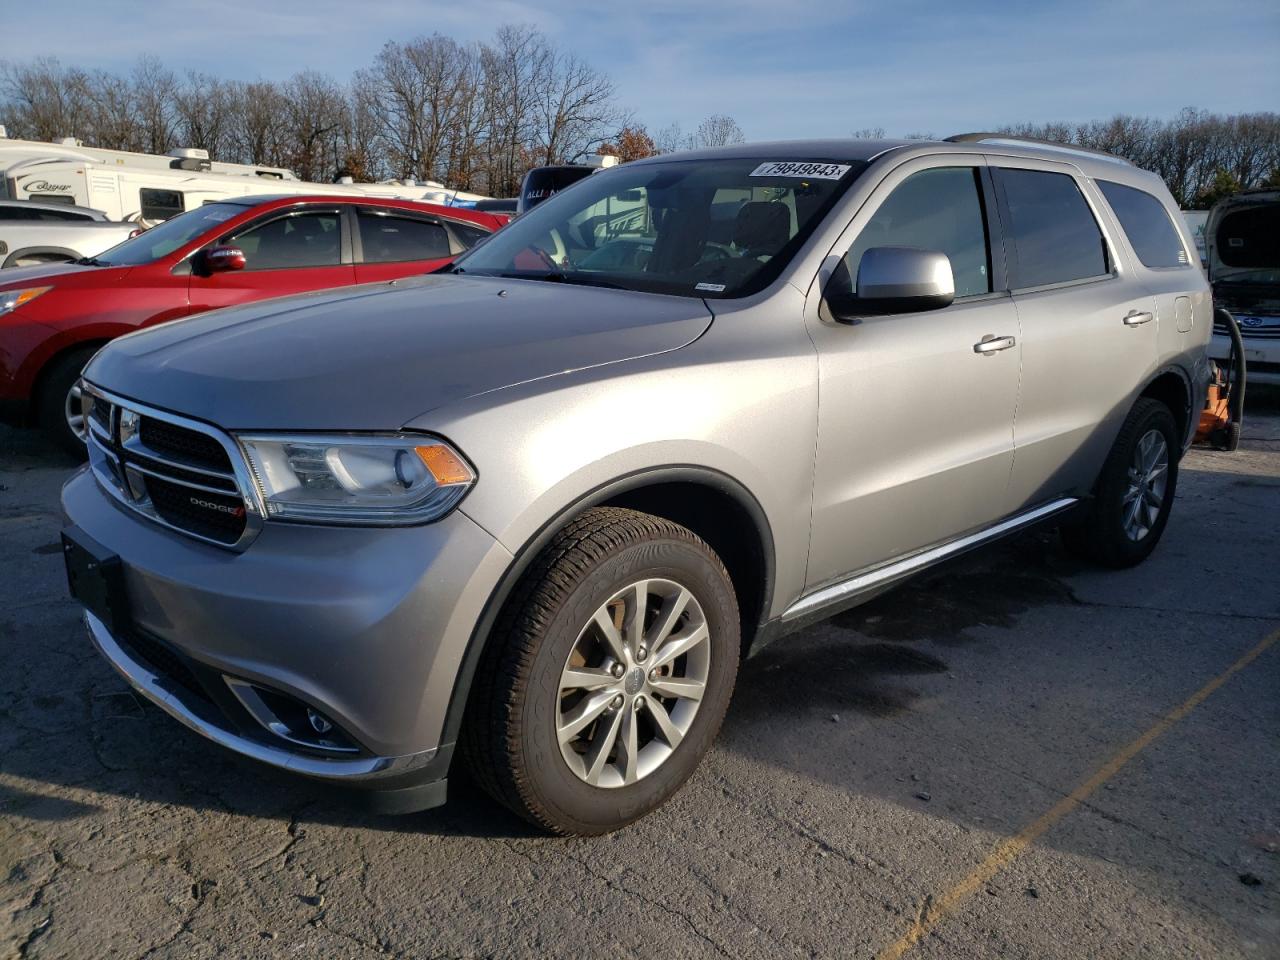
[453,157,867,298]
[140,188,185,221]
[999,169,1109,288]
[1098,181,1189,269]
[357,210,450,262]
[844,167,992,298]
[227,211,342,270]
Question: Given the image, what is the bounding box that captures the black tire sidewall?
[37,346,96,460]
[1091,401,1180,566]
[517,537,738,834]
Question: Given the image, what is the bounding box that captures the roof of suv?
[633,137,1166,191]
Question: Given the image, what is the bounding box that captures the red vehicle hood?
[0,261,133,290]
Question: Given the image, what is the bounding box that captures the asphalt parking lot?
[2,396,1278,960]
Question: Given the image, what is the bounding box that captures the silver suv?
[62,137,1212,835]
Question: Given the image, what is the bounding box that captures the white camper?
[0,134,490,224]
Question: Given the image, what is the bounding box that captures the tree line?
[0,33,745,198]
[996,110,1280,207]
[3,36,1276,206]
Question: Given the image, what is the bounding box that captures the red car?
[0,194,503,453]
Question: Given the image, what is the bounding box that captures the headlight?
[236,433,476,525]
[0,286,52,317]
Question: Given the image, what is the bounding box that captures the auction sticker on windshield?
[750,161,851,179]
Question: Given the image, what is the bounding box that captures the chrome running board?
[781,497,1079,622]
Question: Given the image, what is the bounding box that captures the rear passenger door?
[991,160,1159,508]
[352,207,461,284]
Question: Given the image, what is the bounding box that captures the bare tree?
[693,114,745,148]
[130,57,177,154]
[532,47,621,164]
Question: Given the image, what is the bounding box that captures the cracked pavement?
[2,396,1278,959]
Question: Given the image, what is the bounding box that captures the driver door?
[188,207,354,315]
[802,156,1022,589]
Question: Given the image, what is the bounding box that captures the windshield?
[95,203,245,266]
[454,157,866,298]
[1212,202,1280,284]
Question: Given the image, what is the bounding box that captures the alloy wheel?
[556,578,710,788]
[1122,428,1169,541]
[64,381,87,443]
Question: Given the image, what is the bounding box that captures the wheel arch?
[2,246,79,269]
[1138,364,1194,449]
[439,465,776,749]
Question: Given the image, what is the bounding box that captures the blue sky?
[4,0,1277,139]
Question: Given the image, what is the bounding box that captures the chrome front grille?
[83,384,263,551]
[1214,316,1280,340]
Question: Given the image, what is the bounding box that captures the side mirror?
[204,245,246,273]
[825,246,955,322]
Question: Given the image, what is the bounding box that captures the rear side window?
[357,210,451,262]
[140,188,185,221]
[998,169,1109,288]
[0,205,91,221]
[845,166,992,297]
[448,220,492,249]
[1098,181,1189,269]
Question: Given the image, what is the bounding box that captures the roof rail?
[944,132,1132,166]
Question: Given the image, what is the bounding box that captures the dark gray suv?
[63,137,1211,834]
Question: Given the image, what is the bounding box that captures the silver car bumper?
[84,609,437,782]
[62,466,514,787]
[1211,331,1280,385]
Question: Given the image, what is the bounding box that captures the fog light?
[306,707,334,735]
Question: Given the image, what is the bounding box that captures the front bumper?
[1211,331,1280,385]
[62,466,513,804]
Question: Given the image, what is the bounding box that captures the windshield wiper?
[497,271,625,290]
[75,256,110,267]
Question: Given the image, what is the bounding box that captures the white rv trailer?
[0,134,490,223]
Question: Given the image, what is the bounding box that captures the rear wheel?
[463,507,739,835]
[36,346,98,460]
[1062,398,1179,568]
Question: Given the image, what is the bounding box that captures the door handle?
[973,334,1016,355]
[1123,310,1154,327]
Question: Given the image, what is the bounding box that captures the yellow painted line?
[876,626,1280,960]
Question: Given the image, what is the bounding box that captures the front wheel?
[36,346,98,460]
[463,507,740,835]
[1062,398,1180,568]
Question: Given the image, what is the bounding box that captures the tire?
[462,507,740,835]
[1061,398,1180,568]
[36,346,98,460]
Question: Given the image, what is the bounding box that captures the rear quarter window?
[1098,181,1190,269]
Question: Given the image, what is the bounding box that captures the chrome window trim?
[82,382,265,552]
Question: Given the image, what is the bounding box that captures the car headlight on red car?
[0,286,52,317]
[236,433,476,525]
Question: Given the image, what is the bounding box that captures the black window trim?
[1096,178,1193,273]
[208,205,352,273]
[989,164,1119,295]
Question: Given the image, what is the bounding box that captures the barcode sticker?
[749,161,851,180]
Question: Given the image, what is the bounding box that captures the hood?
[0,261,126,288]
[85,274,713,430]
